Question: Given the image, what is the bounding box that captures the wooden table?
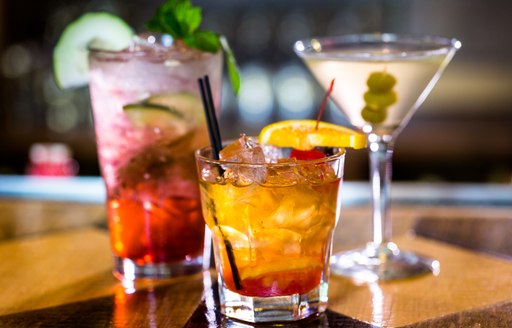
[1,180,512,327]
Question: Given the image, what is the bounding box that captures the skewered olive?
[367,72,396,93]
[363,90,397,108]
[361,105,387,124]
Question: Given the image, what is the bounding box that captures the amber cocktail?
[196,136,345,323]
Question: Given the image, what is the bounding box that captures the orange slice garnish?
[259,120,366,150]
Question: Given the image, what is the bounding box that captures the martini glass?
[294,33,461,281]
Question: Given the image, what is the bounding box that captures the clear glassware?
[196,139,345,323]
[294,33,461,281]
[88,34,223,281]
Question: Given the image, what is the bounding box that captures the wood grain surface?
[0,199,511,327]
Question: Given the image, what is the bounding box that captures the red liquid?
[223,266,322,297]
[290,149,326,160]
[107,186,205,265]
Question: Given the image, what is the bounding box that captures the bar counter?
[0,176,511,327]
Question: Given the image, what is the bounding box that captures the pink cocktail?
[88,34,223,280]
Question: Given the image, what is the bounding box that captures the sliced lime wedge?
[145,92,205,125]
[53,12,134,89]
[123,103,187,129]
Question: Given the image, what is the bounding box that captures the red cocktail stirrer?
[315,78,335,130]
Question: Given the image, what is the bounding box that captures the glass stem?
[368,134,394,246]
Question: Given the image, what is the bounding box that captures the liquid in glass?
[88,35,223,280]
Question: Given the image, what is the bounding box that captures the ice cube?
[299,162,337,185]
[220,134,265,164]
[200,165,218,183]
[220,135,266,185]
[261,144,288,163]
[268,197,317,231]
[250,228,302,261]
[261,162,300,187]
[303,216,335,257]
[223,168,259,187]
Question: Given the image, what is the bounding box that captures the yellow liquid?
[199,166,342,297]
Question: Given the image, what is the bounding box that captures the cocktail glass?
[195,137,345,323]
[88,34,223,281]
[294,33,461,281]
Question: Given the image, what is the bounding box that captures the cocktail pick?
[315,78,335,130]
[198,76,243,290]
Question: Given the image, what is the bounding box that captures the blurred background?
[0,0,511,182]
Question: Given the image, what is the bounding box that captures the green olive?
[361,106,387,124]
[367,72,397,93]
[363,91,397,108]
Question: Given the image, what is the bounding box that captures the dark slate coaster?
[184,279,375,328]
[0,296,115,328]
[400,301,512,328]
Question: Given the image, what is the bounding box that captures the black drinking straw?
[198,77,221,160]
[204,76,223,158]
[198,76,242,291]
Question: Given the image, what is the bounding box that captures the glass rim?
[294,32,462,60]
[87,33,220,59]
[195,143,346,168]
[88,33,155,55]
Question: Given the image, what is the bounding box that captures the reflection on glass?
[369,282,385,326]
[113,285,158,328]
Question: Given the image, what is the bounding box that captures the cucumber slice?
[53,12,134,89]
[145,92,206,125]
[123,103,187,130]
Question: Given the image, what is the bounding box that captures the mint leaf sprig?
[146,0,240,95]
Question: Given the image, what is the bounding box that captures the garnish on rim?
[288,78,338,160]
[259,120,367,151]
[146,0,240,95]
[53,12,134,89]
[259,77,365,154]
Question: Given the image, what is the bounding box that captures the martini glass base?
[330,242,439,282]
